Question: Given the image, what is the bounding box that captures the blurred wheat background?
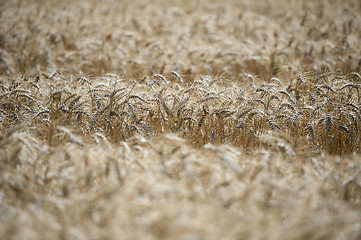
[1,0,361,239]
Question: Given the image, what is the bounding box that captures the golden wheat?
[1,0,361,239]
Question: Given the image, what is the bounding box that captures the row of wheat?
[1,69,360,155]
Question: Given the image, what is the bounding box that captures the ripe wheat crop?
[1,0,361,239]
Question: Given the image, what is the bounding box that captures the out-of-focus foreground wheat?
[1,0,361,239]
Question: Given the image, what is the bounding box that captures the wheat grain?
[349,113,359,133]
[153,73,169,85]
[33,109,50,119]
[278,90,295,103]
[349,72,361,81]
[171,71,184,84]
[78,76,91,85]
[306,123,314,139]
[325,114,332,132]
[339,125,353,143]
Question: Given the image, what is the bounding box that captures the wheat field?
[1,0,361,239]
